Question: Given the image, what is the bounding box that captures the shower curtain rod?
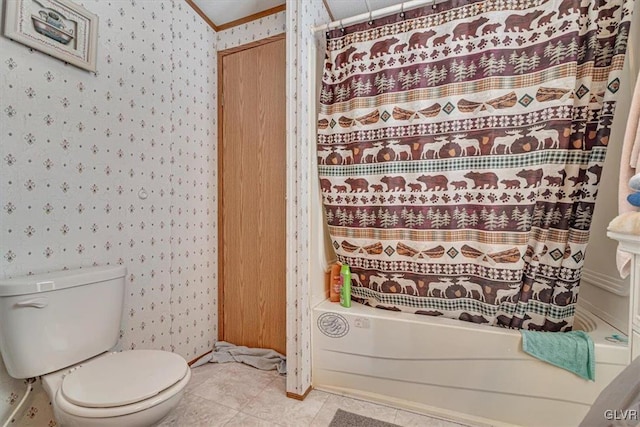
[312,0,448,33]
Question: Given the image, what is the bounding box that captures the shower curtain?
[318,0,634,330]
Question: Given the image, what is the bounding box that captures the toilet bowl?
[42,350,191,427]
[0,266,191,426]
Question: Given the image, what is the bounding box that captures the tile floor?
[158,362,473,427]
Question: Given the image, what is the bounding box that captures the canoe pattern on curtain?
[317,0,634,330]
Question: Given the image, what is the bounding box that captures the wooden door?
[219,37,286,355]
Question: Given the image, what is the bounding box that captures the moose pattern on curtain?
[317,0,633,330]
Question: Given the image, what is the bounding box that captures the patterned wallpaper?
[217,11,286,50]
[0,0,216,424]
[285,0,331,396]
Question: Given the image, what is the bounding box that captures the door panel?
[221,38,286,355]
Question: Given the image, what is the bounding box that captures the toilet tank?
[0,266,126,378]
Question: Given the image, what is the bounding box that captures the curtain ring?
[365,0,374,25]
[432,0,437,9]
[339,19,345,33]
[399,3,405,19]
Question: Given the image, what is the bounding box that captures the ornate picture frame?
[3,0,98,72]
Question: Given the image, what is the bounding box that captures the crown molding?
[217,4,286,32]
[184,0,220,31]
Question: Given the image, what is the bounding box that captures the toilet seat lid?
[61,350,188,408]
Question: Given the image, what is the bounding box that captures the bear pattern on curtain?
[317,0,634,330]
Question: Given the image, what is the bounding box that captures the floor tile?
[394,409,470,427]
[189,363,277,410]
[174,363,482,427]
[243,377,330,427]
[310,394,398,426]
[158,393,238,426]
[187,363,226,392]
[225,412,282,426]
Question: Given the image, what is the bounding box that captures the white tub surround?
[607,228,640,360]
[312,300,629,427]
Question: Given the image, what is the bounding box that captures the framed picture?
[3,0,98,72]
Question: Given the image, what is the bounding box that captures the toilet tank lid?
[0,266,127,297]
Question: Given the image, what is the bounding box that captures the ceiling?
[190,0,408,28]
[326,0,408,22]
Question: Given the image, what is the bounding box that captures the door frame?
[217,33,286,342]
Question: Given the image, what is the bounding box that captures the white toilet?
[0,266,191,426]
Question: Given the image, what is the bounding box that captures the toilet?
[0,266,191,426]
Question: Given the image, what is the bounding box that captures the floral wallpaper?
[168,0,217,360]
[285,0,330,396]
[217,11,286,50]
[0,0,216,424]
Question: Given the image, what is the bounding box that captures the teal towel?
[520,330,595,381]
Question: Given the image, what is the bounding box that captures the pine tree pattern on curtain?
[317,0,634,330]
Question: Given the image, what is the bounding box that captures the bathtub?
[312,300,629,427]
